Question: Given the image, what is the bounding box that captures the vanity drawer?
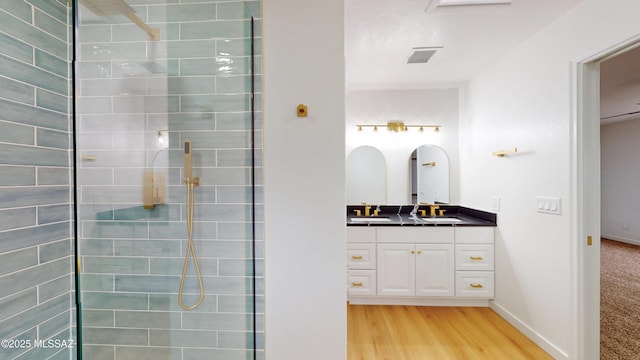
[455,245,494,271]
[347,243,376,269]
[455,271,494,298]
[377,227,454,244]
[455,227,494,244]
[347,270,376,296]
[347,227,376,243]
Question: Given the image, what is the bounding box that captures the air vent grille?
[431,0,511,7]
[407,47,440,64]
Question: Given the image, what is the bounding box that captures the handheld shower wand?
[179,141,204,310]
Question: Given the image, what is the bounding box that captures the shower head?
[184,141,193,180]
[80,0,160,41]
[80,0,135,17]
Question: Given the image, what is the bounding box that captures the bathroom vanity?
[346,205,496,306]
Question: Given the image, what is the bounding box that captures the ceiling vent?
[426,0,511,11]
[407,47,441,64]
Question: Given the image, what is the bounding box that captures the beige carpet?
[601,239,640,359]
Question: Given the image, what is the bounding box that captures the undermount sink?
[421,217,462,223]
[350,216,392,222]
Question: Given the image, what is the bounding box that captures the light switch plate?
[491,196,500,212]
[536,196,561,215]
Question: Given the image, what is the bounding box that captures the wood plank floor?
[348,305,552,360]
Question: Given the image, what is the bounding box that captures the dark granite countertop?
[346,204,497,227]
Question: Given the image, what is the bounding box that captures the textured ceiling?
[345,0,584,89]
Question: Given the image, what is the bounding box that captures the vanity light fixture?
[356,121,441,133]
[492,147,518,157]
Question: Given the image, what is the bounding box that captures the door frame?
[571,34,640,359]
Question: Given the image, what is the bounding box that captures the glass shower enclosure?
[74,0,262,358]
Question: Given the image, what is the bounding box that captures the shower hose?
[178,180,205,310]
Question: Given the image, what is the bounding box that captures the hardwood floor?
[348,304,552,360]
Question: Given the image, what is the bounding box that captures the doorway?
[574,35,640,360]
[599,45,640,358]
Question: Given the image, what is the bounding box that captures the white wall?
[346,89,460,204]
[262,0,346,359]
[459,0,640,358]
[601,119,640,246]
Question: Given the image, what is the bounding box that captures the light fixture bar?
[356,121,441,133]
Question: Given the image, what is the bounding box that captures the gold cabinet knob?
[411,250,415,254]
[417,250,422,255]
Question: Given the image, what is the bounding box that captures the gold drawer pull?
[351,255,363,260]
[470,256,484,261]
[470,283,483,289]
[352,282,363,287]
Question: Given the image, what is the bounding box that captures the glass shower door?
[74,0,262,358]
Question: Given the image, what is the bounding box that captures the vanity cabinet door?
[415,244,455,297]
[377,244,415,296]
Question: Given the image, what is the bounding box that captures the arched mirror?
[410,145,449,204]
[346,146,386,204]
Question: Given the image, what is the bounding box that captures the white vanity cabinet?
[376,227,454,297]
[454,227,495,298]
[347,225,494,306]
[346,228,376,296]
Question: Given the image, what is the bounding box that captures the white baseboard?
[601,233,640,247]
[489,301,569,360]
[348,296,490,307]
